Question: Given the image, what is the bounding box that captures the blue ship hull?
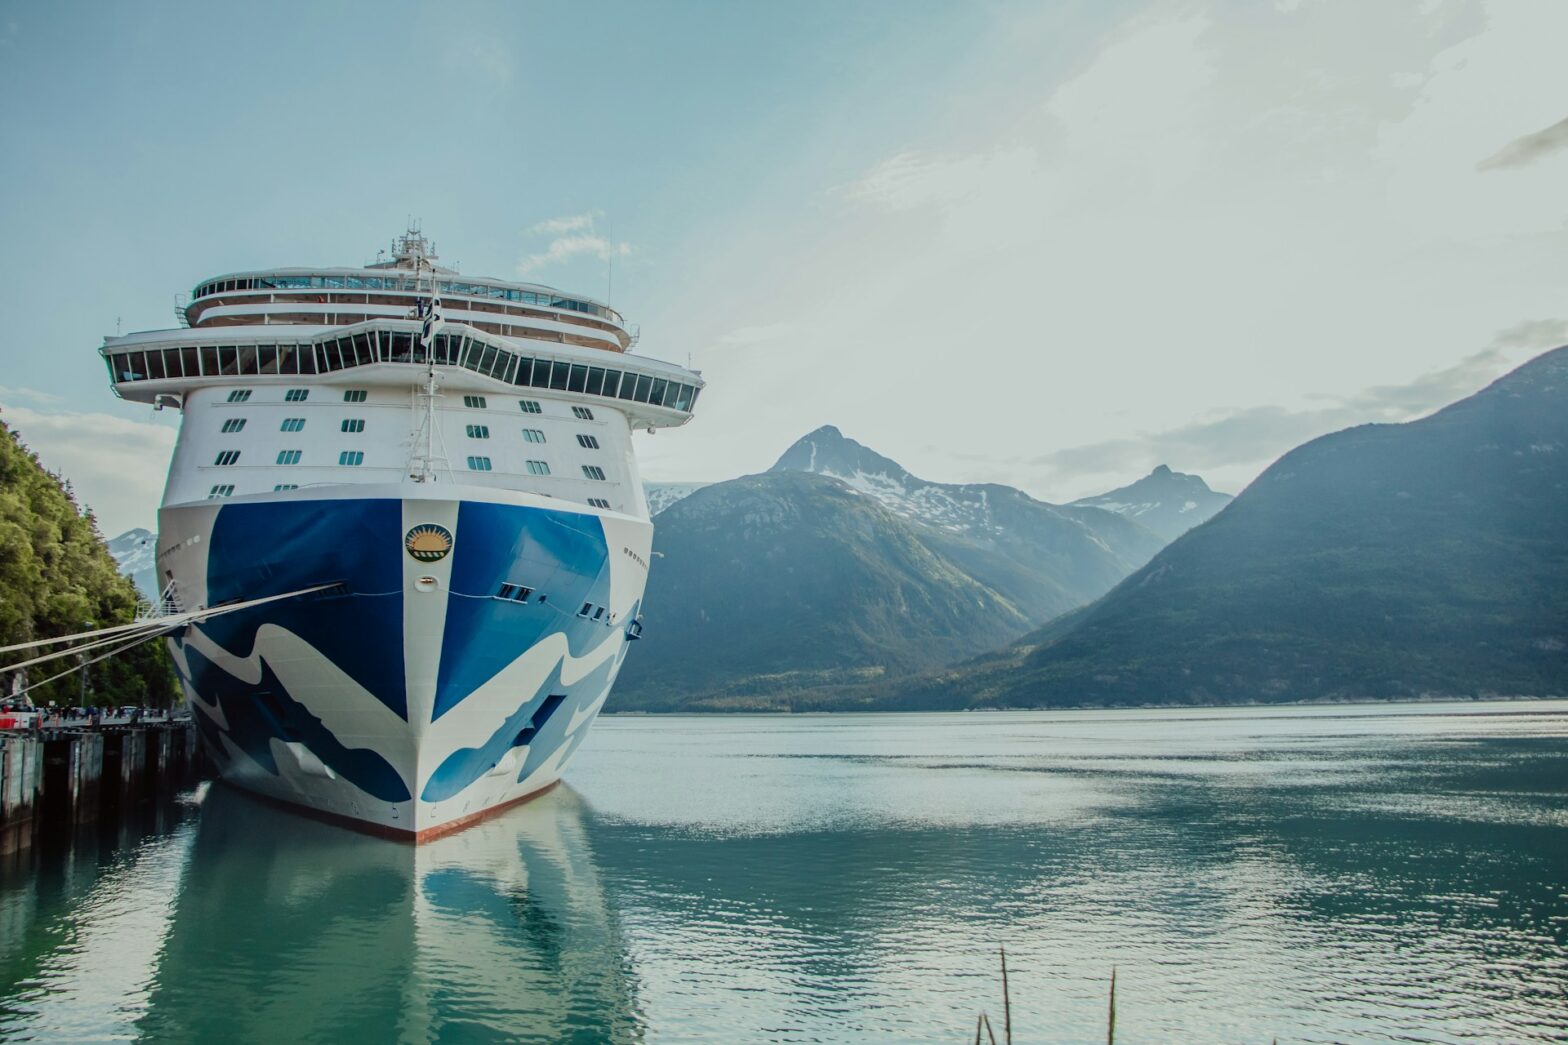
[158,486,648,839]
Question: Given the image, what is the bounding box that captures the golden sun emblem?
[405,524,453,563]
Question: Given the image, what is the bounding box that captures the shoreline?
[603,693,1566,716]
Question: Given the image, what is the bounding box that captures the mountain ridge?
[877,345,1568,709]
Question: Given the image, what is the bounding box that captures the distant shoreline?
[604,693,1564,716]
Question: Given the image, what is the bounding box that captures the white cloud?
[0,384,65,405]
[517,213,632,277]
[649,1,1568,504]
[0,402,174,535]
[528,213,598,236]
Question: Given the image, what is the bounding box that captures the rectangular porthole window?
[572,406,594,420]
[227,390,251,403]
[518,399,541,414]
[495,583,534,603]
[207,484,234,499]
[339,451,364,466]
[214,451,241,466]
[221,418,247,433]
[526,460,550,476]
[463,395,487,409]
[466,456,493,471]
[581,465,607,481]
[277,450,303,465]
[341,419,365,433]
[587,498,611,509]
[343,389,368,403]
[273,484,299,491]
[466,424,490,439]
[280,418,306,432]
[522,428,546,444]
[576,434,600,449]
[284,389,310,402]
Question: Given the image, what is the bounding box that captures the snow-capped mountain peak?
[107,527,158,601]
[1070,465,1232,542]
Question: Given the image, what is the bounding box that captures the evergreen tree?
[0,413,175,707]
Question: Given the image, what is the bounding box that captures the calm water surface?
[1,701,1565,1043]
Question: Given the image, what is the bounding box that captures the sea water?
[2,701,1564,1043]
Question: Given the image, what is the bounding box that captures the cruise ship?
[99,230,701,840]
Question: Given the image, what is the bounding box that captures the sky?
[0,0,1564,535]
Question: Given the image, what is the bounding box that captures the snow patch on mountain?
[1071,464,1232,542]
[107,527,158,602]
[644,482,710,516]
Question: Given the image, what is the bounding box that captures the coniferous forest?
[0,414,174,707]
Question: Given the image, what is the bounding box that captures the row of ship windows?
[227,389,576,419]
[222,418,365,433]
[212,449,608,480]
[218,417,593,447]
[208,488,617,511]
[110,336,700,414]
[492,584,614,625]
[192,275,621,324]
[463,458,607,480]
[463,395,592,421]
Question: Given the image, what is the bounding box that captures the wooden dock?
[0,715,208,856]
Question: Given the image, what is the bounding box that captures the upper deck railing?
[101,320,702,419]
[191,273,624,328]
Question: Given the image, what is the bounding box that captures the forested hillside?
[0,415,174,707]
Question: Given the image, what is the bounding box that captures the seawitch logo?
[405,524,453,563]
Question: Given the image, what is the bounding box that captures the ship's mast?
[400,227,448,483]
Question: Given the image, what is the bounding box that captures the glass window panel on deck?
[601,370,621,398]
[650,378,669,406]
[548,361,570,391]
[672,383,694,411]
[529,360,553,389]
[616,371,637,400]
[485,346,510,380]
[351,334,372,366]
[218,346,239,375]
[236,346,260,375]
[477,344,499,376]
[633,374,652,402]
[511,357,533,386]
[387,333,413,364]
[567,365,588,393]
[257,346,279,375]
[427,334,451,366]
[199,346,220,376]
[143,351,167,380]
[180,347,201,377]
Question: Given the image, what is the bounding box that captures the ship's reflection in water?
[145,785,639,1044]
[0,784,640,1044]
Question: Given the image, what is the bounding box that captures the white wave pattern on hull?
[161,487,650,839]
[170,622,624,836]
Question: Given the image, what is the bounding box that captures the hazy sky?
[1,0,1564,535]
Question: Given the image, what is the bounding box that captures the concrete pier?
[0,715,207,853]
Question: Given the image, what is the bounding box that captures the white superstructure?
[100,230,702,839]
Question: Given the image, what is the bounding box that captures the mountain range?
[613,428,1225,709]
[882,345,1568,709]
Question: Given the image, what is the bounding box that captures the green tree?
[0,413,175,707]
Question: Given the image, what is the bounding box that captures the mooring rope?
[0,583,341,674]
